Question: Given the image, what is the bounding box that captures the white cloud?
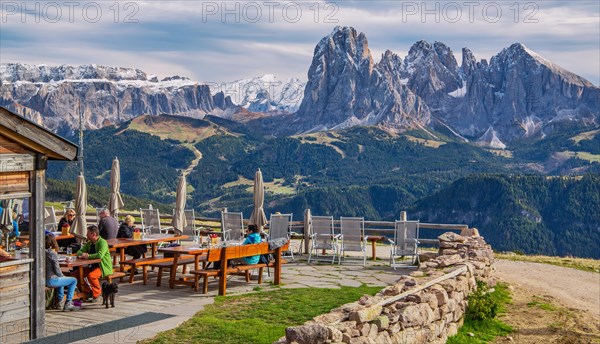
[1,0,598,84]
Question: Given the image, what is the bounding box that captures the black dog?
[101,282,118,309]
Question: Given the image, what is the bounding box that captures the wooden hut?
[0,107,77,342]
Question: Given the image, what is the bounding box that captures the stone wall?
[277,231,494,344]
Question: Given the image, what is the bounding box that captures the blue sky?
[1,1,598,85]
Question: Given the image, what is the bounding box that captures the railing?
[55,209,470,250]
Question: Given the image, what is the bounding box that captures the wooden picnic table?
[106,234,189,263]
[367,236,387,260]
[158,245,209,289]
[18,233,74,242]
[59,255,101,291]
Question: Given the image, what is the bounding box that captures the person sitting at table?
[57,208,77,248]
[0,203,19,237]
[45,234,80,311]
[76,225,113,302]
[117,215,148,259]
[239,224,263,265]
[98,208,118,240]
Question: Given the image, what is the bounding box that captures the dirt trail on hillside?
[495,260,600,317]
[492,260,600,343]
[182,144,202,177]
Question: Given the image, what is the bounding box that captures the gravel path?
[494,259,600,317]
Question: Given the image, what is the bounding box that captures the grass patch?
[496,253,600,273]
[405,135,446,148]
[527,296,557,311]
[558,150,600,163]
[570,129,600,143]
[448,282,513,344]
[143,285,381,344]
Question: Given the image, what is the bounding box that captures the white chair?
[308,216,340,264]
[268,213,294,260]
[44,206,57,231]
[140,208,173,235]
[183,209,200,243]
[221,211,244,243]
[389,220,420,270]
[339,216,367,265]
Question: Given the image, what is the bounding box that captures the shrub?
[466,280,499,321]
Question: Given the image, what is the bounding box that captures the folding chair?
[183,209,199,243]
[221,211,244,244]
[339,216,367,265]
[140,208,173,235]
[308,216,340,264]
[44,206,57,231]
[388,220,420,270]
[268,213,294,260]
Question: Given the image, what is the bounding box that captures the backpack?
[259,253,275,276]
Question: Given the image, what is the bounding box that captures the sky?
[1,0,599,85]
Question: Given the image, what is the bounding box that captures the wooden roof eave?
[0,107,78,161]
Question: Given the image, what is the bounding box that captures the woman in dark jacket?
[117,215,147,259]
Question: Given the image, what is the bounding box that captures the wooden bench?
[120,256,174,284]
[103,271,127,283]
[189,241,289,296]
[150,256,195,287]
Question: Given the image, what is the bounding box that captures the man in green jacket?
[77,225,113,302]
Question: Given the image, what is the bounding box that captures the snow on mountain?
[214,74,305,113]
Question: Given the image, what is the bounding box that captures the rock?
[398,305,426,327]
[419,252,438,262]
[404,278,418,287]
[348,305,383,323]
[379,285,401,296]
[468,332,475,337]
[360,323,371,336]
[368,322,379,338]
[375,330,391,344]
[439,241,458,249]
[359,295,378,306]
[327,326,344,342]
[286,323,329,344]
[436,254,463,267]
[313,311,346,324]
[460,228,480,237]
[409,270,425,277]
[438,232,467,243]
[372,315,390,330]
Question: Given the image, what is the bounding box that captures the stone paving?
[42,247,415,344]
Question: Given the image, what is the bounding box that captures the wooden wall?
[0,260,32,343]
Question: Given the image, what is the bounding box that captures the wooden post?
[274,246,282,285]
[303,209,311,254]
[218,247,228,296]
[30,155,46,339]
[400,211,407,221]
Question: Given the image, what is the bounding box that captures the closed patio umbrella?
[71,173,87,239]
[248,168,267,229]
[108,157,124,218]
[170,174,187,235]
[1,199,14,248]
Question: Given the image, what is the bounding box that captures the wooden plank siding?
[0,171,30,195]
[0,260,32,343]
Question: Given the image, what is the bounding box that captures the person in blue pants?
[45,234,80,311]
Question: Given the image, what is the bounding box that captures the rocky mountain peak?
[294,27,430,132]
[401,40,463,105]
[445,43,599,145]
[0,63,149,83]
[461,48,477,79]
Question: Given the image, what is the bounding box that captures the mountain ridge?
[2,26,598,145]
